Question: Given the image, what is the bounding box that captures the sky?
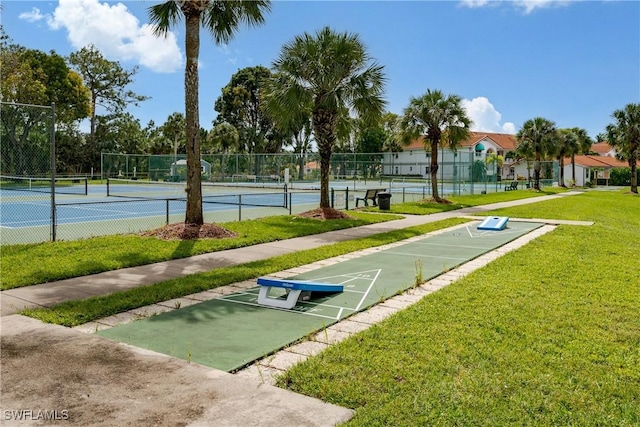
[2,0,639,140]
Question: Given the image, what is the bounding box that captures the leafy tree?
[209,122,239,154]
[380,112,402,175]
[606,103,640,193]
[381,112,402,152]
[68,44,148,168]
[264,26,386,209]
[399,89,472,202]
[207,122,239,177]
[144,120,170,155]
[214,66,280,155]
[516,117,557,190]
[1,42,90,175]
[357,127,386,178]
[55,128,88,175]
[94,112,146,155]
[1,45,90,124]
[277,115,313,180]
[148,0,271,225]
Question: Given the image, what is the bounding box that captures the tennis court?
[0,180,324,244]
[97,220,542,372]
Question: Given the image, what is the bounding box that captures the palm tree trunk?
[559,156,565,187]
[571,153,576,186]
[319,146,331,208]
[430,141,440,201]
[184,11,204,225]
[629,155,638,194]
[534,155,541,190]
[312,109,337,209]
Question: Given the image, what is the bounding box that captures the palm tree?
[264,26,386,210]
[381,112,402,175]
[148,0,270,225]
[606,103,640,193]
[569,127,593,185]
[398,89,472,202]
[556,128,577,187]
[516,117,557,190]
[486,152,504,181]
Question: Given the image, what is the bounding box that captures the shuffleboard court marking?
[219,289,354,321]
[466,225,475,238]
[216,269,383,321]
[413,242,504,250]
[217,296,343,321]
[383,249,469,261]
[355,269,382,311]
[463,224,523,238]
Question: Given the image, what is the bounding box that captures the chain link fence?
[3,126,559,245]
[1,102,56,244]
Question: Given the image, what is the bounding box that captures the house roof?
[591,142,615,155]
[566,155,634,168]
[404,131,518,151]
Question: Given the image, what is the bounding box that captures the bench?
[355,188,386,207]
[256,277,343,309]
[504,181,518,191]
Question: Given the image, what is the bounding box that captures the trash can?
[377,192,391,210]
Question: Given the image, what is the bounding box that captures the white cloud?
[46,0,182,73]
[459,0,493,9]
[19,7,46,23]
[515,0,572,14]
[459,0,572,14]
[462,97,516,134]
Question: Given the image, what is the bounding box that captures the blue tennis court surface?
[0,185,320,228]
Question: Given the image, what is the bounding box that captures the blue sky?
[2,0,639,139]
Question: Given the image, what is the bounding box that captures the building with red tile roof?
[590,142,617,157]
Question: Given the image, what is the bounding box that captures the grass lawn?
[1,188,563,290]
[21,217,470,326]
[278,190,640,426]
[1,211,399,290]
[10,188,638,424]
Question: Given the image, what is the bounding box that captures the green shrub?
[610,168,631,186]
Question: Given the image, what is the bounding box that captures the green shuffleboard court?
[97,221,542,372]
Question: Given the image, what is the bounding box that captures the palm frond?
[147,1,183,37]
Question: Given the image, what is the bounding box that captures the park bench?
[355,188,386,207]
[504,181,518,191]
[256,277,343,309]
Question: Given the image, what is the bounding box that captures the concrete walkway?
[0,192,587,427]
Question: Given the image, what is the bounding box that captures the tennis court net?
[106,178,291,208]
[0,175,88,195]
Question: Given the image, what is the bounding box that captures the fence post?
[238,194,242,221]
[345,187,349,210]
[50,103,56,242]
[166,200,169,224]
